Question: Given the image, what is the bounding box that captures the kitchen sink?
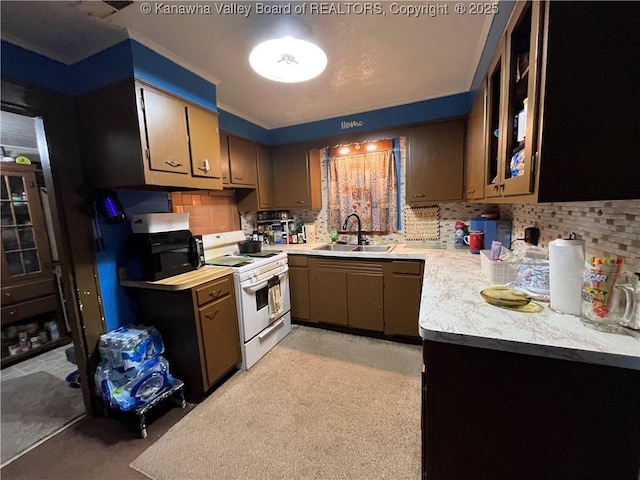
[354,245,394,252]
[313,244,358,251]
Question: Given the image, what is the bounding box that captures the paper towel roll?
[549,238,585,315]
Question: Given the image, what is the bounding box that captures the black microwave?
[126,230,205,281]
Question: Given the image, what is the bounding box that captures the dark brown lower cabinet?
[288,255,311,321]
[383,261,424,338]
[422,340,640,480]
[305,256,421,336]
[132,275,241,402]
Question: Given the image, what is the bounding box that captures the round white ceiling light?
[249,36,327,83]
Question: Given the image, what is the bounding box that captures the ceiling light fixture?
[249,36,327,83]
[339,147,350,155]
[365,144,378,151]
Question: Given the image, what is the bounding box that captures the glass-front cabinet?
[485,1,544,198]
[0,164,51,285]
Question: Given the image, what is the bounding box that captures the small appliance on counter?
[126,230,204,281]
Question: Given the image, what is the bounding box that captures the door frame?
[1,79,106,415]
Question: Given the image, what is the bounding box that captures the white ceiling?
[1,1,492,129]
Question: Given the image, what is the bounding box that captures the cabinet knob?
[296,200,305,204]
[165,161,183,168]
[262,201,270,206]
[413,194,425,198]
[205,309,219,320]
[234,176,244,181]
[208,290,221,298]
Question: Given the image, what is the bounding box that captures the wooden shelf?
[1,336,71,369]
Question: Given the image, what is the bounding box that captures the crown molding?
[216,102,272,130]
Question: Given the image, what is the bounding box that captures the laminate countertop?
[120,266,234,291]
[279,243,640,370]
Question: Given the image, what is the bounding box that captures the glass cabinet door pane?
[2,228,19,250]
[1,203,13,226]
[6,251,25,276]
[13,202,31,225]
[8,176,26,201]
[1,177,8,200]
[22,250,40,273]
[18,226,36,249]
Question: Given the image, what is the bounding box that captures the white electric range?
[201,231,291,370]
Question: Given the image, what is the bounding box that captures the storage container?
[480,250,519,284]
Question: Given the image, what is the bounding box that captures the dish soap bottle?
[331,227,338,244]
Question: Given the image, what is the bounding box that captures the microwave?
[126,230,205,281]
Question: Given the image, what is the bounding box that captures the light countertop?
[120,266,234,291]
[279,242,640,370]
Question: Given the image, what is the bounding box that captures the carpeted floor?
[131,325,422,480]
[1,370,85,464]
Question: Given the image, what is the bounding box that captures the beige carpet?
[130,325,422,480]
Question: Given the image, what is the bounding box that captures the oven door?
[239,265,290,342]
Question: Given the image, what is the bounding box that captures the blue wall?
[96,190,170,332]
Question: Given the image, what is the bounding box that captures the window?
[327,139,399,233]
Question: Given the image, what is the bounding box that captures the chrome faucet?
[342,213,365,245]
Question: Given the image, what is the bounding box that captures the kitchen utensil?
[480,287,531,307]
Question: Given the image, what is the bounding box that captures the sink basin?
[313,244,358,251]
[354,245,394,252]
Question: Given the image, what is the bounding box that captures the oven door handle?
[242,266,289,293]
[258,318,285,342]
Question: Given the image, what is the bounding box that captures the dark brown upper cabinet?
[464,86,487,201]
[271,144,322,210]
[78,80,222,190]
[236,143,274,211]
[471,1,640,203]
[406,118,465,205]
[220,134,257,188]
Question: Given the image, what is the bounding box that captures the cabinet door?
[227,135,257,186]
[484,40,507,199]
[309,258,348,325]
[272,144,312,208]
[406,119,465,204]
[199,295,241,388]
[464,87,487,201]
[220,134,230,185]
[383,267,423,338]
[501,0,544,197]
[140,87,191,175]
[0,166,52,286]
[256,144,274,209]
[289,265,310,321]
[347,272,383,331]
[187,105,222,180]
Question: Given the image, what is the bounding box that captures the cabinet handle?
[205,309,219,320]
[234,176,243,180]
[466,189,475,194]
[499,183,505,191]
[296,200,305,204]
[198,159,211,172]
[413,194,425,198]
[262,201,270,206]
[165,161,183,168]
[208,289,221,298]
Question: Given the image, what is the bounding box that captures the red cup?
[464,231,484,254]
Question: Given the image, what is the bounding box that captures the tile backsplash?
[171,190,240,236]
[510,200,640,276]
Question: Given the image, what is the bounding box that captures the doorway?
[0,110,86,465]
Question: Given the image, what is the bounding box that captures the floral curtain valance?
[327,150,398,233]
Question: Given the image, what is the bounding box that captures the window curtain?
[327,150,398,232]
